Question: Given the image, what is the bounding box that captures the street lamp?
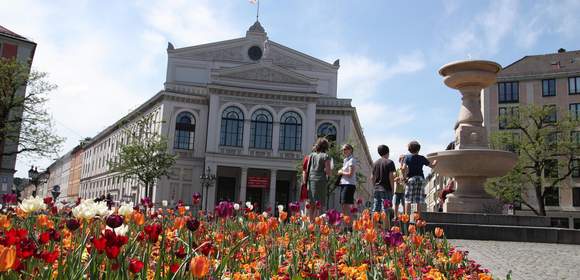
[28,166,49,198]
[199,166,216,211]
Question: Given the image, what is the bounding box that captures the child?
[370,145,396,213]
[393,155,406,214]
[402,141,437,216]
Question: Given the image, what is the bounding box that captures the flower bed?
[0,195,492,279]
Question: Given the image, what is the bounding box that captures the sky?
[1,0,580,178]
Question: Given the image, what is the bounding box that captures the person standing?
[402,140,437,216]
[304,138,331,219]
[370,145,396,213]
[393,154,406,215]
[338,144,356,221]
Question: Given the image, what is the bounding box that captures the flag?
[248,0,257,4]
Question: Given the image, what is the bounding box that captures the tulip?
[190,255,210,278]
[129,258,144,273]
[0,245,16,272]
[288,201,300,214]
[66,219,80,231]
[434,227,444,238]
[186,218,200,232]
[326,209,341,226]
[450,251,463,264]
[106,214,124,229]
[192,192,201,205]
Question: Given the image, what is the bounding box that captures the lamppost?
[199,166,216,211]
[28,166,49,198]
[51,185,61,202]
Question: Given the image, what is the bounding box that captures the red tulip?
[129,258,144,273]
[93,237,107,252]
[106,215,124,229]
[39,232,50,244]
[106,245,120,259]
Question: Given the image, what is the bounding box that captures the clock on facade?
[248,46,263,61]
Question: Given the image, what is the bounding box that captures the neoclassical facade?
[73,22,373,211]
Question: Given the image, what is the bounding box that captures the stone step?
[426,223,580,245]
[422,212,551,227]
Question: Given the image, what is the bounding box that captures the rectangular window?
[570,77,580,95]
[542,79,556,97]
[573,188,580,207]
[572,159,580,178]
[544,187,559,206]
[544,159,558,178]
[570,103,580,121]
[546,132,559,152]
[498,106,518,129]
[498,82,519,103]
[0,43,17,59]
[544,105,557,123]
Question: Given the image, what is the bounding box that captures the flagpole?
[256,0,260,21]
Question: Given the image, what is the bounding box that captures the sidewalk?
[450,239,580,280]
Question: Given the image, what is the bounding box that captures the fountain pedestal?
[427,60,517,213]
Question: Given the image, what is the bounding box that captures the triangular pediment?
[214,63,317,85]
[211,62,318,93]
[169,38,248,62]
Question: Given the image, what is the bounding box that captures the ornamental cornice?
[209,85,318,103]
[316,108,354,116]
[164,83,208,96]
[162,94,208,105]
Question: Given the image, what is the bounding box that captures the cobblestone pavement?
[450,239,580,280]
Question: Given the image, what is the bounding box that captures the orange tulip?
[307,223,315,232]
[372,212,380,223]
[416,219,426,228]
[0,245,16,272]
[0,215,11,229]
[450,251,463,264]
[390,226,401,233]
[190,255,210,278]
[132,212,145,226]
[279,211,287,222]
[399,214,409,223]
[256,221,269,236]
[363,228,377,243]
[412,212,420,222]
[434,227,444,238]
[412,235,423,246]
[37,214,49,228]
[342,215,351,225]
[174,217,186,230]
[178,206,186,216]
[408,225,416,235]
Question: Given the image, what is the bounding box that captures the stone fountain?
[426,60,517,213]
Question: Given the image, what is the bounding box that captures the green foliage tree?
[486,105,579,216]
[108,114,176,200]
[0,58,64,163]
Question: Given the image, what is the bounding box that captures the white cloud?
[337,51,425,101]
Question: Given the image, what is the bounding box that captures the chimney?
[557,48,566,53]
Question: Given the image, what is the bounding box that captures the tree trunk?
[534,182,546,216]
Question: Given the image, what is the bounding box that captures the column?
[304,103,316,154]
[272,122,280,157]
[206,94,220,153]
[239,167,248,203]
[242,119,251,155]
[205,162,218,211]
[268,169,277,210]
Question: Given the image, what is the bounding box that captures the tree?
[486,105,579,216]
[108,114,176,201]
[0,58,64,163]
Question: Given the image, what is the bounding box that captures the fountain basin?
[426,149,517,178]
[439,60,501,89]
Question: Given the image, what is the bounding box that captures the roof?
[499,49,580,79]
[0,25,34,43]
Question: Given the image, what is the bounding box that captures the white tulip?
[262,211,269,218]
[245,201,253,210]
[233,203,240,211]
[118,202,134,217]
[277,204,284,213]
[19,196,47,213]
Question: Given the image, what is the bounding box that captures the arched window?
[317,122,337,142]
[174,112,195,150]
[250,109,273,149]
[279,111,302,151]
[220,106,244,147]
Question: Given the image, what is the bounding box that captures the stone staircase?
[422,212,580,244]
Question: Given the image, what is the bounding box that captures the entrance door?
[246,188,263,212]
[216,177,236,204]
[275,180,290,214]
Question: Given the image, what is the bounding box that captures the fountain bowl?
[439,60,501,89]
[426,149,517,178]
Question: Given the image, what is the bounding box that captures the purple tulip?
[350,206,358,214]
[192,192,201,205]
[288,201,300,213]
[106,214,124,229]
[383,199,393,209]
[186,218,200,232]
[141,197,152,208]
[214,201,234,218]
[66,219,81,231]
[326,209,341,226]
[383,230,403,247]
[1,193,17,204]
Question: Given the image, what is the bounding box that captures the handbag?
[300,154,313,201]
[334,174,342,187]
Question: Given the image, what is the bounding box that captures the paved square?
[451,239,580,279]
